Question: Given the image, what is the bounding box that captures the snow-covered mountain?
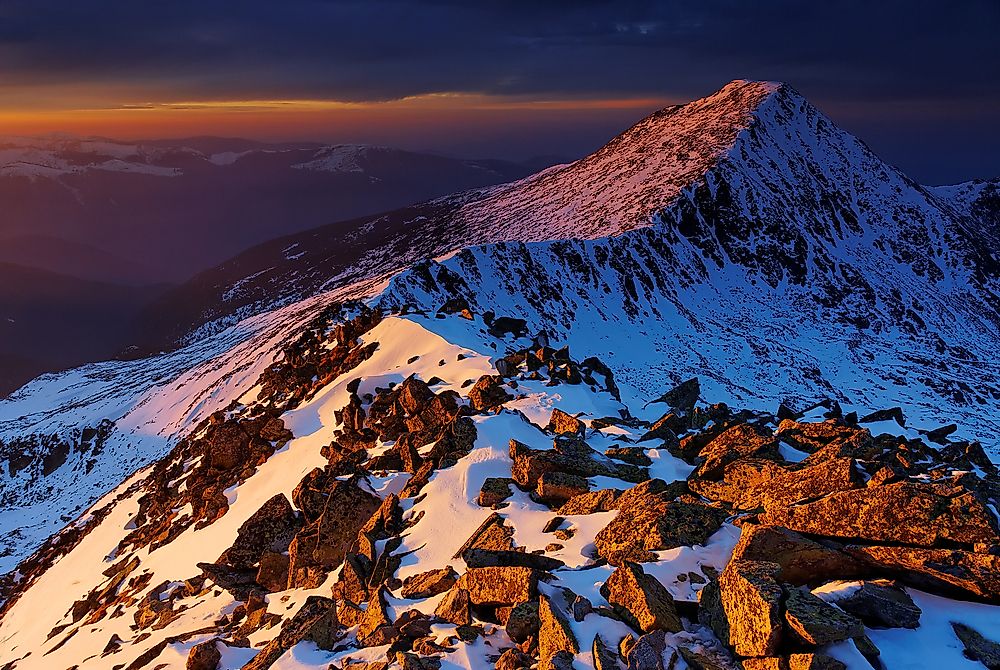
[1,80,1000,670]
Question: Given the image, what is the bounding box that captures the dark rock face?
[783,587,864,646]
[831,581,921,629]
[729,525,868,585]
[952,622,1000,669]
[468,375,512,411]
[217,494,300,570]
[699,560,784,657]
[186,640,221,670]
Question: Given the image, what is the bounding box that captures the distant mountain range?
[0,137,558,393]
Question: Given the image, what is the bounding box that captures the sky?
[0,0,997,184]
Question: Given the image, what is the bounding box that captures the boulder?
[846,545,1000,602]
[256,552,291,593]
[746,458,864,512]
[401,567,459,600]
[783,587,863,646]
[952,622,1000,669]
[240,596,338,670]
[595,481,727,564]
[434,587,471,625]
[625,630,669,670]
[729,525,868,585]
[649,378,700,414]
[505,601,540,642]
[547,408,586,436]
[606,447,653,467]
[456,567,538,606]
[478,478,515,507]
[558,488,622,515]
[509,438,646,489]
[496,648,534,670]
[699,561,783,657]
[468,375,512,411]
[462,548,564,571]
[761,481,999,548]
[787,654,847,670]
[600,562,681,633]
[539,594,579,666]
[186,639,221,670]
[695,424,780,480]
[541,650,576,670]
[593,634,620,670]
[775,421,873,459]
[831,580,921,629]
[453,513,516,555]
[537,471,591,505]
[218,494,300,570]
[858,407,905,427]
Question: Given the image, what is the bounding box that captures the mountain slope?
[2,80,1000,669]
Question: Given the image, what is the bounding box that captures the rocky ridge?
[2,300,1000,669]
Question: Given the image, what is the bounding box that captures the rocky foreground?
[2,302,1000,670]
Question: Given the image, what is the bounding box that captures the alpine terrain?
[2,80,1000,670]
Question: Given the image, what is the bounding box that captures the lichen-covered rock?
[952,622,1000,669]
[468,375,512,411]
[775,421,874,459]
[478,477,515,507]
[537,471,591,505]
[699,560,783,657]
[496,648,534,670]
[761,481,999,548]
[830,580,921,629]
[217,494,300,570]
[846,545,1000,602]
[600,562,681,633]
[558,488,622,515]
[401,567,459,600]
[547,408,586,436]
[255,551,291,593]
[241,596,338,669]
[456,567,538,606]
[186,639,221,670]
[783,586,863,646]
[505,601,540,642]
[595,480,727,564]
[539,594,579,665]
[729,525,868,585]
[788,654,847,670]
[695,424,781,480]
[462,548,564,571]
[434,586,471,625]
[593,633,620,670]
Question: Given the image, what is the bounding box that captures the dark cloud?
[0,0,997,182]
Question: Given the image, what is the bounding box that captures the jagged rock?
[509,438,646,489]
[606,447,653,466]
[506,601,540,642]
[401,567,459,599]
[478,478,515,507]
[776,421,876,463]
[846,545,1000,602]
[638,412,686,444]
[699,561,783,657]
[787,654,847,670]
[454,513,516,556]
[626,630,669,670]
[952,622,1000,669]
[468,375,512,411]
[197,563,260,599]
[558,488,622,515]
[695,424,780,480]
[539,594,579,666]
[537,471,591,505]
[783,586,863,646]
[186,639,221,670]
[850,634,881,668]
[831,580,921,628]
[256,552,291,592]
[357,588,393,646]
[462,548,564,571]
[241,596,338,669]
[287,475,383,587]
[593,634,620,670]
[858,407,905,427]
[496,648,534,670]
[689,459,790,506]
[729,525,868,585]
[547,408,586,436]
[218,494,300,570]
[456,567,538,606]
[600,562,681,633]
[594,480,727,564]
[677,644,737,670]
[434,587,471,625]
[748,458,863,511]
[332,553,372,603]
[650,378,700,414]
[761,481,1000,548]
[541,650,577,670]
